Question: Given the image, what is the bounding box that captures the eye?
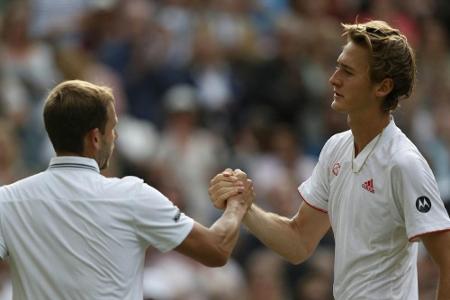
[335,65,352,76]
[343,69,352,75]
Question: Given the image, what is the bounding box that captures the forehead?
[337,41,370,72]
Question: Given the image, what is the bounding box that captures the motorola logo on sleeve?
[415,196,431,213]
[173,208,181,222]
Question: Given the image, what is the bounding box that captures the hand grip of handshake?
[209,169,255,210]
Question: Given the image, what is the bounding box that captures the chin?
[100,158,111,170]
[331,101,348,113]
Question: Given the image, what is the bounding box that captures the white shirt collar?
[352,117,396,173]
[48,156,100,173]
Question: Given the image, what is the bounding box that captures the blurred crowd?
[0,0,449,299]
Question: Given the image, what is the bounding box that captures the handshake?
[208,168,255,212]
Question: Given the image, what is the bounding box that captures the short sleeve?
[298,140,331,212]
[391,150,450,241]
[132,183,194,252]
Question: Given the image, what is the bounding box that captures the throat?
[349,114,390,157]
[354,143,362,157]
[353,131,383,158]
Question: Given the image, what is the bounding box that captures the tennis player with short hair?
[209,20,450,300]
[0,80,253,299]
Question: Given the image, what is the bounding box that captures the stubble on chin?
[97,146,112,170]
[99,159,108,170]
[99,151,112,170]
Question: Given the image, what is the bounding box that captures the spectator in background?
[0,120,27,185]
[0,0,61,170]
[249,124,316,217]
[189,26,237,134]
[142,247,247,300]
[151,84,229,225]
[245,249,288,300]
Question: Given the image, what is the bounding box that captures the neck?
[348,112,390,156]
[56,151,94,159]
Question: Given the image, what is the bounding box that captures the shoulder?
[98,176,171,207]
[379,121,422,166]
[0,171,46,193]
[325,130,352,148]
[319,130,352,159]
[109,176,169,200]
[388,140,433,185]
[107,175,144,186]
[101,175,147,198]
[391,149,423,168]
[387,131,426,171]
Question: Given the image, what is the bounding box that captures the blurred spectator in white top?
[249,124,316,217]
[151,84,229,224]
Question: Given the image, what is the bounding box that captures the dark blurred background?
[0,0,449,299]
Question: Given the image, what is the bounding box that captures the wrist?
[227,197,250,211]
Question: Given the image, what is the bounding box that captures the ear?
[84,128,102,153]
[375,78,394,98]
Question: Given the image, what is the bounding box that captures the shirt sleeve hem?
[408,227,450,242]
[299,191,328,214]
[159,219,195,253]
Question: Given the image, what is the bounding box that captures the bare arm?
[209,169,330,264]
[175,181,252,267]
[244,199,330,264]
[421,230,450,300]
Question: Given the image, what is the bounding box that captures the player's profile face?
[98,102,118,170]
[329,41,380,115]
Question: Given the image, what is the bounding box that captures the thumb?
[233,169,247,180]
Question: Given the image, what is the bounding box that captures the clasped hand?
[208,168,255,211]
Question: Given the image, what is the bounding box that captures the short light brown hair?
[342,20,416,112]
[44,80,114,154]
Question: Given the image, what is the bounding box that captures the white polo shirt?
[299,119,450,300]
[0,156,194,300]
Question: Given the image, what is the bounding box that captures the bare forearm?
[437,269,449,300]
[209,197,248,260]
[420,231,450,300]
[243,204,311,264]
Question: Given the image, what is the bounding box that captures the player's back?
[0,161,146,300]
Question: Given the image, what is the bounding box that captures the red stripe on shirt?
[298,191,328,214]
[408,228,450,242]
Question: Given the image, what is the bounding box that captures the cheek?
[348,77,370,93]
[107,131,115,142]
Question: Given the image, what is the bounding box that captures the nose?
[329,70,340,87]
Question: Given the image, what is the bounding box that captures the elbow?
[286,254,307,265]
[204,257,228,268]
[197,241,232,267]
[201,249,230,267]
[285,243,316,265]
[286,257,302,265]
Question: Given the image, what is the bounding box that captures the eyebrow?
[336,61,355,72]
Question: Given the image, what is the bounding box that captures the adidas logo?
[362,179,375,193]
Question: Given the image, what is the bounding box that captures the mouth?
[333,91,343,99]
